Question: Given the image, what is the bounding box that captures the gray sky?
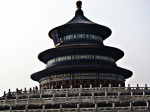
[0,0,150,95]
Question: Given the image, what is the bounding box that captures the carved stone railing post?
[128,84,131,91]
[60,104,62,112]
[77,104,80,112]
[4,91,7,106]
[130,102,133,111]
[118,92,121,102]
[118,84,121,91]
[118,84,121,88]
[99,84,102,91]
[90,84,93,93]
[51,86,54,94]
[24,88,27,94]
[79,93,81,103]
[131,91,134,102]
[145,84,148,90]
[146,102,150,111]
[8,89,11,95]
[40,90,43,105]
[3,91,6,97]
[16,88,18,105]
[42,104,45,112]
[52,94,55,104]
[80,85,83,93]
[92,92,95,104]
[109,84,112,92]
[136,84,139,90]
[25,105,28,112]
[105,92,108,103]
[112,103,116,112]
[7,89,11,100]
[66,93,68,104]
[27,94,30,105]
[94,104,98,112]
[61,85,63,94]
[9,106,12,112]
[70,85,73,94]
[143,91,146,101]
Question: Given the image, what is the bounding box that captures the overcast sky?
[0,0,150,95]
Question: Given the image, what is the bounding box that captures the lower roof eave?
[31,66,132,82]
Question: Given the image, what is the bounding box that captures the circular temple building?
[31,1,132,89]
[1,1,150,112]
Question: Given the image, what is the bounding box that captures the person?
[29,88,32,92]
[35,86,38,90]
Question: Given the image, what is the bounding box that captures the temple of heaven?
[30,1,132,89]
[1,1,150,112]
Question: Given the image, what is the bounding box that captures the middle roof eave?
[38,45,124,64]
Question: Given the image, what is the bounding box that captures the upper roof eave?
[48,3,112,40]
[49,23,112,40]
